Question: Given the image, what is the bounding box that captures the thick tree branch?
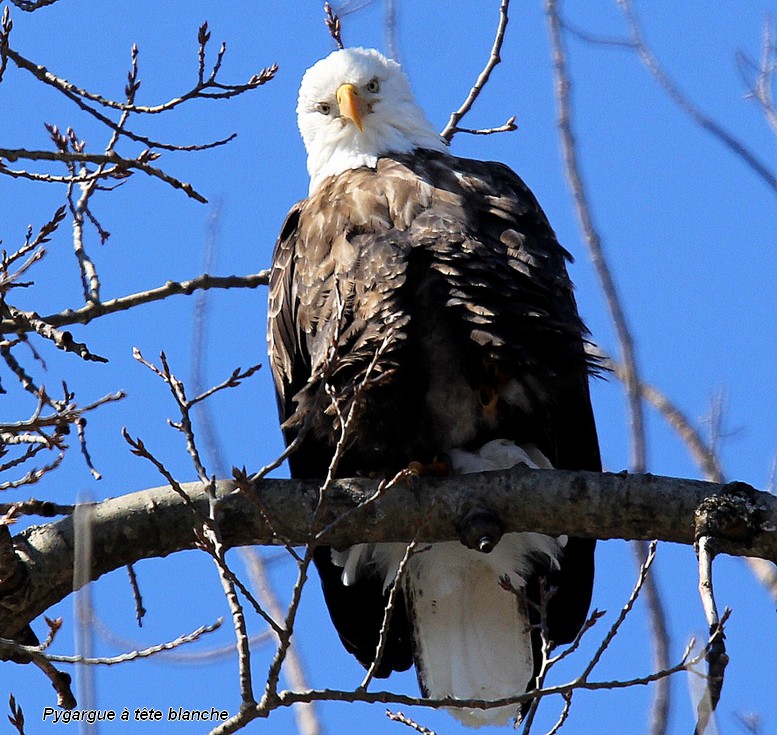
[2,468,776,639]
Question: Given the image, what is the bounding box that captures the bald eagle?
[268,47,600,726]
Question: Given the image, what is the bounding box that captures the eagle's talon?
[406,455,451,478]
[430,453,452,477]
[407,460,426,477]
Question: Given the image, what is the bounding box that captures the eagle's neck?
[306,124,447,194]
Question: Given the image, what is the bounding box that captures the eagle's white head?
[297,47,447,193]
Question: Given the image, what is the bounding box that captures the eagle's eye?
[316,102,332,116]
[366,78,380,93]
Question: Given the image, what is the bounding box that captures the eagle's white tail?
[406,537,536,726]
[333,440,562,727]
[408,440,561,726]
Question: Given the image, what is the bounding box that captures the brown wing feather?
[266,148,600,677]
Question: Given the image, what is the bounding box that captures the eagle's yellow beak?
[336,83,364,132]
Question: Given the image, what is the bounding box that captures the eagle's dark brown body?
[268,148,600,713]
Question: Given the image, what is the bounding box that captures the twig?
[128,416,258,709]
[452,116,518,136]
[694,536,729,735]
[3,305,107,362]
[584,541,657,680]
[0,390,124,435]
[0,453,63,491]
[324,3,344,50]
[386,710,437,735]
[548,8,669,728]
[522,544,657,731]
[241,549,321,735]
[3,44,276,150]
[203,484,257,710]
[385,0,399,61]
[358,538,422,691]
[190,364,262,407]
[84,604,272,663]
[0,620,222,664]
[440,0,511,142]
[7,694,26,735]
[271,618,723,710]
[0,147,208,203]
[602,348,777,604]
[0,9,12,85]
[545,691,573,735]
[0,271,268,333]
[126,564,146,627]
[128,353,281,636]
[546,0,645,474]
[0,385,122,487]
[617,0,777,196]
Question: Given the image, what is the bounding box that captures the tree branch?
[2,469,775,639]
[0,271,269,334]
[440,0,511,142]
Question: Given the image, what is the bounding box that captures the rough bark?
[2,467,776,638]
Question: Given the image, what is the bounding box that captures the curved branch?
[2,468,776,638]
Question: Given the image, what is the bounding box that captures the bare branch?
[268,614,726,714]
[0,619,222,665]
[3,306,107,362]
[547,10,671,725]
[7,694,26,735]
[0,271,269,334]
[359,538,424,691]
[617,0,777,196]
[546,0,645,474]
[693,531,730,733]
[450,115,518,137]
[386,710,437,735]
[3,43,276,150]
[241,549,321,735]
[125,563,146,627]
[0,147,208,203]
[0,9,13,87]
[324,3,344,50]
[440,0,511,142]
[4,469,776,640]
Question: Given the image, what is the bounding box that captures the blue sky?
[2,1,777,734]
